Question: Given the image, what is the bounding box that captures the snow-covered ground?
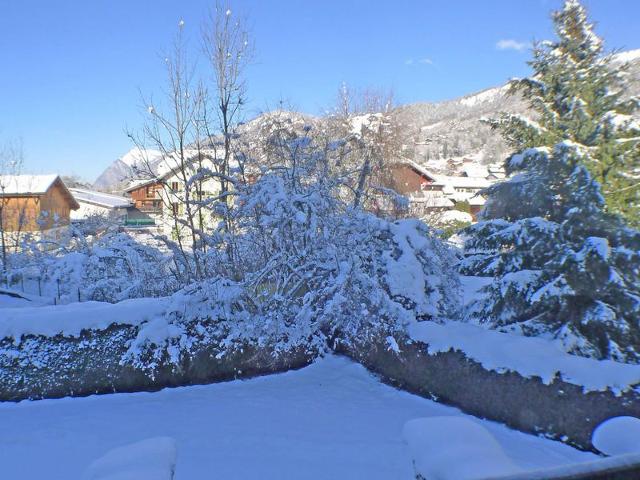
[0,289,50,309]
[0,356,594,479]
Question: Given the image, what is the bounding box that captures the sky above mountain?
[1,0,639,181]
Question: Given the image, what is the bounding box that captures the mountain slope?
[94,50,640,191]
[93,147,162,192]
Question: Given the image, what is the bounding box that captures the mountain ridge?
[92,50,640,191]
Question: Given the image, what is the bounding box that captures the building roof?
[69,188,133,209]
[123,178,160,193]
[438,175,491,190]
[407,192,455,208]
[398,159,443,184]
[461,165,489,178]
[0,174,80,209]
[123,149,221,192]
[0,174,59,195]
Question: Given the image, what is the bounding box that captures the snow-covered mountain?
[391,48,640,175]
[93,147,162,192]
[94,49,640,191]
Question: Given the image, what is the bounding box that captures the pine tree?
[489,0,640,226]
[463,0,640,363]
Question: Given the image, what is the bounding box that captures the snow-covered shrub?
[11,232,177,303]
[125,131,461,367]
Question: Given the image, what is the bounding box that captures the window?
[171,182,179,193]
[172,203,179,215]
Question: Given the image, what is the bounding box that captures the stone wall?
[337,335,640,452]
[0,323,316,402]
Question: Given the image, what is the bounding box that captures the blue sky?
[1,0,638,182]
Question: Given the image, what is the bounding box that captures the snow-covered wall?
[0,300,317,401]
[339,332,640,452]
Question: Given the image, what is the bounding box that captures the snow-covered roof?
[462,165,489,178]
[123,178,159,193]
[69,188,133,209]
[408,193,454,208]
[0,174,80,209]
[124,148,228,192]
[0,174,59,195]
[438,175,491,190]
[399,160,442,183]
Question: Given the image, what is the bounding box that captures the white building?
[69,188,133,222]
[124,150,227,238]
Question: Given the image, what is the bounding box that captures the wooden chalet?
[124,179,164,214]
[0,175,79,232]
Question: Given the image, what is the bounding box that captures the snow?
[0,292,34,308]
[83,437,177,480]
[592,416,640,456]
[0,356,594,479]
[69,188,132,209]
[437,174,491,190]
[458,86,509,108]
[612,48,640,64]
[119,147,161,168]
[407,192,455,208]
[0,289,51,309]
[403,417,523,480]
[0,174,59,195]
[462,165,489,178]
[495,452,640,480]
[436,210,473,224]
[408,320,640,394]
[0,297,169,342]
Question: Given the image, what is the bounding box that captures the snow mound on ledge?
[592,416,640,456]
[402,416,522,480]
[0,297,169,342]
[83,437,177,480]
[408,321,640,394]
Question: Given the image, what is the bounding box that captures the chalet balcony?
[136,206,163,214]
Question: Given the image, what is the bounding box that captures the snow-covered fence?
[338,325,640,452]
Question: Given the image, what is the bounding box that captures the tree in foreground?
[488,0,640,226]
[463,0,640,363]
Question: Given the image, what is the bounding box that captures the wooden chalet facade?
[0,175,79,233]
[124,180,164,214]
[387,161,445,196]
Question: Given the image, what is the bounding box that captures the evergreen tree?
[463,0,640,363]
[489,0,640,226]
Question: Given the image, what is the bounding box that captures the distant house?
[387,160,444,195]
[0,175,79,236]
[69,188,133,222]
[381,161,455,217]
[123,150,226,235]
[124,180,164,214]
[385,160,499,222]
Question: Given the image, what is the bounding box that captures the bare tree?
[126,4,253,284]
[202,2,252,223]
[0,138,24,277]
[128,21,211,282]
